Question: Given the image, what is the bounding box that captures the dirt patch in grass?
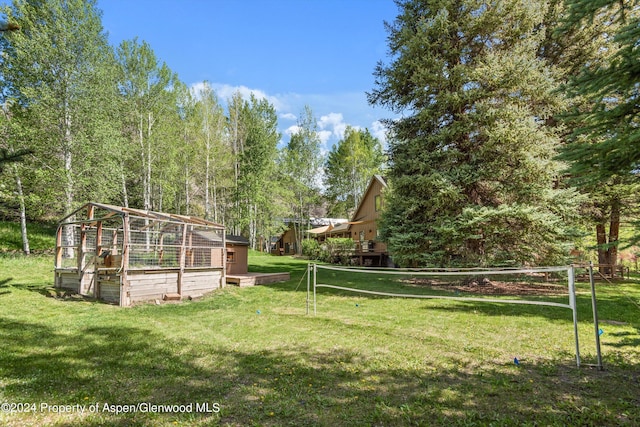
[405,278,568,296]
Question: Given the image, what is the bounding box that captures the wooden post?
[177,224,188,297]
[188,228,194,267]
[111,228,118,255]
[79,222,87,291]
[95,220,103,299]
[158,233,165,266]
[222,230,226,288]
[55,225,63,268]
[120,214,130,307]
[55,225,63,287]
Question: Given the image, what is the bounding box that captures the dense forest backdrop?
[1,0,639,267]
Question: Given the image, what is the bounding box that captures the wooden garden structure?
[54,203,226,306]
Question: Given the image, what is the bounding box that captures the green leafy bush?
[324,238,355,265]
[302,238,323,259]
[303,237,355,264]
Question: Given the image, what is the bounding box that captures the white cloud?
[191,82,289,112]
[371,120,388,146]
[284,124,300,136]
[318,112,348,141]
[280,112,297,121]
[188,81,391,151]
[286,112,347,146]
[189,81,209,98]
[318,112,343,129]
[318,130,333,145]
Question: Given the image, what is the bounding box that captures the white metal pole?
[306,263,310,315]
[589,261,604,370]
[569,265,581,367]
[313,263,317,316]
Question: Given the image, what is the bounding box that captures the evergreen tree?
[369,0,582,267]
[550,1,639,267]
[559,0,640,180]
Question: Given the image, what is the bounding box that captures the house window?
[227,250,236,263]
[375,195,382,211]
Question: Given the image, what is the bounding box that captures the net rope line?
[316,264,570,275]
[314,264,573,309]
[315,264,572,309]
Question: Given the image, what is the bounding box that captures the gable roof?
[351,175,387,222]
[226,235,250,245]
[329,222,351,233]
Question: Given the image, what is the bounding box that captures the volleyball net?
[306,263,603,368]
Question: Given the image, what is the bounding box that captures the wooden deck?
[226,272,290,287]
[352,251,388,267]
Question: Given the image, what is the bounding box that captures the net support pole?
[313,263,317,316]
[569,265,581,367]
[306,263,310,315]
[589,261,604,370]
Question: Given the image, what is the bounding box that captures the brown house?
[347,175,388,265]
[273,223,299,255]
[309,175,389,266]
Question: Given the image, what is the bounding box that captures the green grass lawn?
[0,250,639,426]
[0,221,57,254]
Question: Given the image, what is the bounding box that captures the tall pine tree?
[369,0,582,267]
[555,0,640,267]
[559,0,640,180]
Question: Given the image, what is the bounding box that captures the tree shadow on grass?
[0,277,12,296]
[607,328,640,349]
[420,298,581,322]
[308,281,640,328]
[8,282,108,303]
[420,293,640,326]
[1,318,639,426]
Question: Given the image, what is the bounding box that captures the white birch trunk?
[204,116,211,220]
[249,203,257,250]
[63,103,75,258]
[13,165,30,255]
[145,111,153,211]
[212,176,218,223]
[121,164,129,208]
[185,164,190,215]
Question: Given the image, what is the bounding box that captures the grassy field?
[0,221,57,254]
[1,248,639,426]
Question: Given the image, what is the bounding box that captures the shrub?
[324,238,355,265]
[302,239,322,260]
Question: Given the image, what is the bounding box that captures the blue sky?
[98,0,399,150]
